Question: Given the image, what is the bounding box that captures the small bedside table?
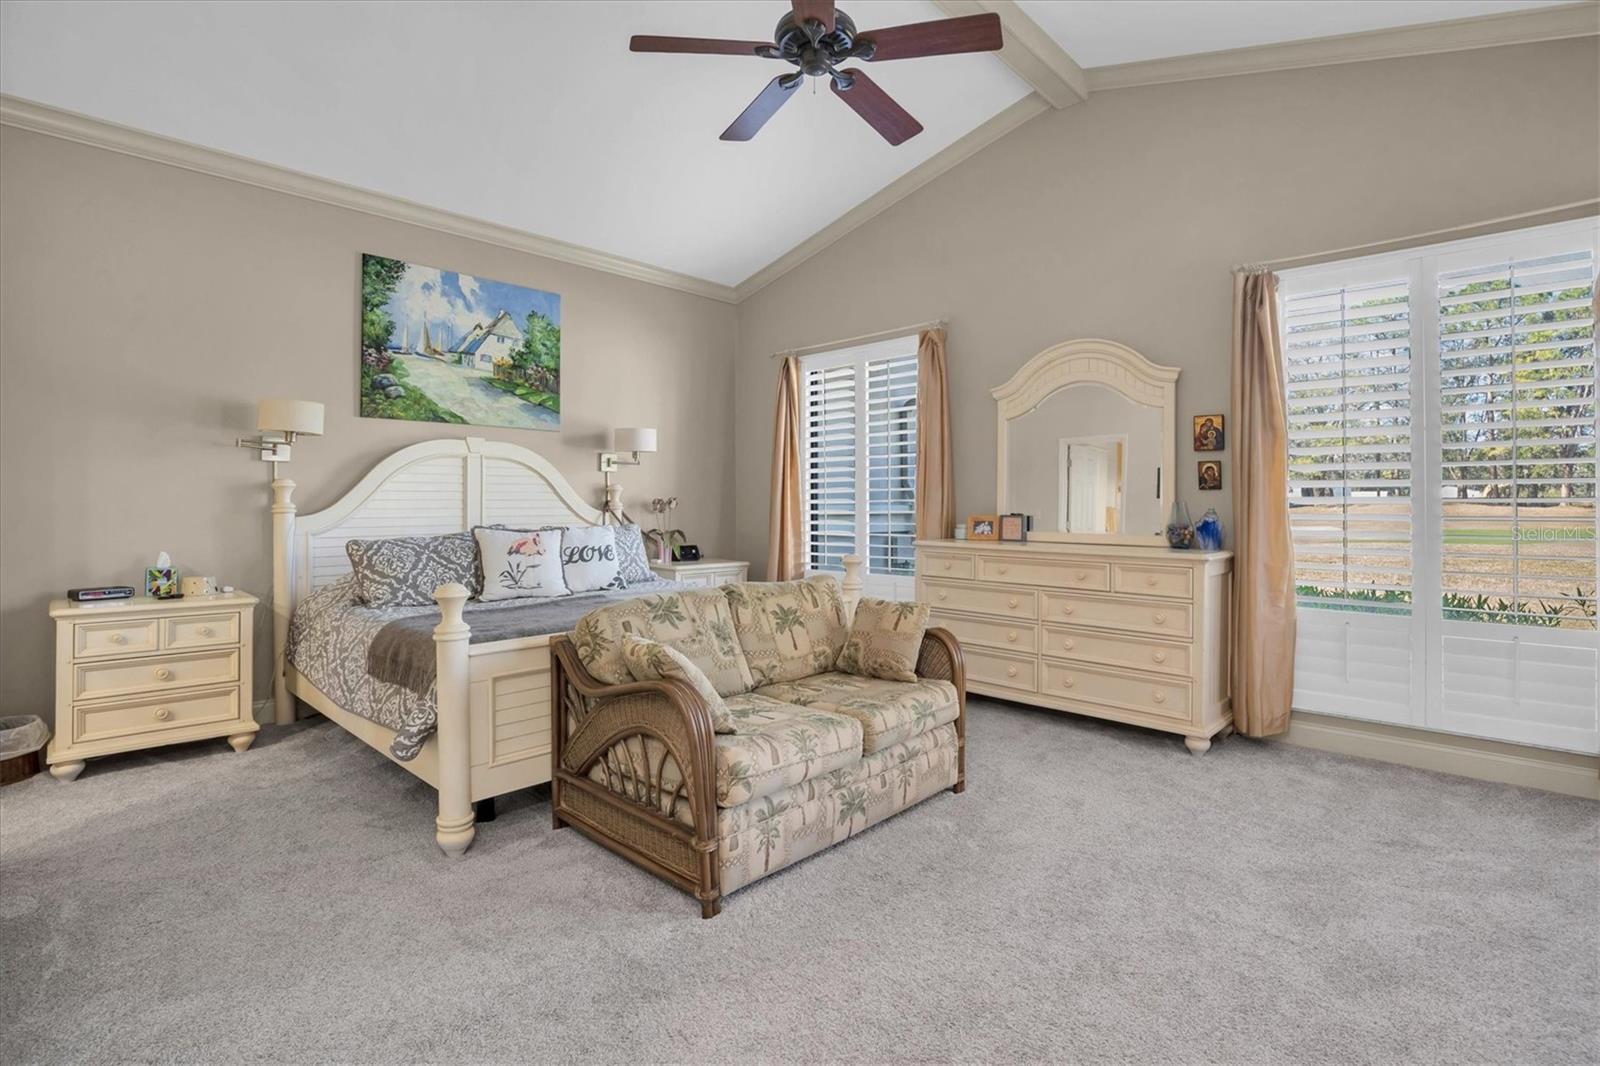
[649,558,750,588]
[47,591,260,781]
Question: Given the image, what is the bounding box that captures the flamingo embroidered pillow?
[474,527,569,601]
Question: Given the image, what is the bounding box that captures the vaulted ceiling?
[0,1,1579,292]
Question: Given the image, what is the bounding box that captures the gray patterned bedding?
[285,575,677,761]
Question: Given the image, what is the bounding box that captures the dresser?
[916,540,1233,753]
[648,558,750,588]
[47,592,259,780]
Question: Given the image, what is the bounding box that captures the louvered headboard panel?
[291,437,603,599]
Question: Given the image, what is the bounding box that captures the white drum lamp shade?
[257,399,325,436]
[614,427,657,453]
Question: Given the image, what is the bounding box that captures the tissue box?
[146,568,179,599]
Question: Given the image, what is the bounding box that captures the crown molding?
[933,0,1089,108]
[1086,2,1600,92]
[734,92,1049,302]
[0,94,741,304]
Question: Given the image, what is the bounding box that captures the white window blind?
[800,337,920,597]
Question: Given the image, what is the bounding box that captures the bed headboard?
[288,436,603,599]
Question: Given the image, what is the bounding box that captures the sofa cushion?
[572,590,754,697]
[836,597,932,683]
[621,635,735,733]
[753,673,959,754]
[724,576,849,687]
[712,697,862,808]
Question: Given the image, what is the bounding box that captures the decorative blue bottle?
[1195,508,1224,551]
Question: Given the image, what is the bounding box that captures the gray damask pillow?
[612,523,658,586]
[346,533,480,608]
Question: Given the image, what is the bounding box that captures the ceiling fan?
[630,1,1004,146]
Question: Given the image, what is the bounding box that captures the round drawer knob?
[110,633,127,645]
[943,561,952,570]
[153,706,172,721]
[1153,612,1168,625]
[1153,650,1168,664]
[1152,690,1167,704]
[1061,638,1075,651]
[1007,597,1019,609]
[1075,571,1087,581]
[1061,604,1074,615]
[154,667,174,682]
[1147,575,1159,586]
[936,590,948,601]
[1006,630,1018,643]
[1061,675,1075,689]
[1005,665,1018,678]
[997,566,1009,575]
[198,625,214,637]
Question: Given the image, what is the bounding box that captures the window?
[1282,218,1598,753]
[801,336,920,598]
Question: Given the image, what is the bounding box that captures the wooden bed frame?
[272,436,623,857]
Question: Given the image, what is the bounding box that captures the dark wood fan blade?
[792,0,835,34]
[630,35,771,56]
[861,12,1003,61]
[830,69,922,146]
[721,75,801,141]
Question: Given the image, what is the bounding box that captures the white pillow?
[474,527,568,601]
[560,525,624,593]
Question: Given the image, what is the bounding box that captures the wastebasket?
[0,716,50,786]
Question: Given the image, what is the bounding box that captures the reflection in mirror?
[1005,383,1165,535]
[1060,436,1126,533]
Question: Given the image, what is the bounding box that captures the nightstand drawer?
[73,618,160,659]
[75,687,241,744]
[73,649,240,702]
[163,611,241,650]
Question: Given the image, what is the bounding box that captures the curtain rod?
[1234,199,1599,274]
[772,318,947,359]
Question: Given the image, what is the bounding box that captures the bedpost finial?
[271,477,296,512]
[434,583,470,635]
[841,554,864,622]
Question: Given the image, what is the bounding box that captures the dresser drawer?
[1111,563,1193,600]
[930,612,1037,654]
[923,581,1037,620]
[1040,593,1193,639]
[1042,626,1191,677]
[73,648,240,702]
[1040,661,1192,722]
[920,552,975,581]
[163,611,241,650]
[75,687,241,744]
[965,647,1038,694]
[975,556,1109,592]
[73,618,160,659]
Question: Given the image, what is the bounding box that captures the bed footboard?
[548,636,723,917]
[432,583,475,857]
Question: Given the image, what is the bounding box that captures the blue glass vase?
[1195,508,1224,551]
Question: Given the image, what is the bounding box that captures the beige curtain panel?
[1230,270,1297,737]
[915,328,954,541]
[767,354,804,581]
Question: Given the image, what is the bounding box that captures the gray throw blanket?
[366,583,677,695]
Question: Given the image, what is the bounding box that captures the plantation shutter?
[1283,277,1416,723]
[803,363,857,573]
[1432,247,1598,749]
[866,355,919,579]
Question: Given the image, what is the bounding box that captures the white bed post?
[432,582,475,858]
[271,477,297,726]
[841,555,864,622]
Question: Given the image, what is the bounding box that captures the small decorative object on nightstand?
[47,591,260,781]
[648,558,749,589]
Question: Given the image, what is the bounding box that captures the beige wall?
[732,38,1600,568]
[0,127,738,716]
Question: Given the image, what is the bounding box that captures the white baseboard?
[1276,711,1600,800]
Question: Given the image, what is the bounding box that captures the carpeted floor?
[2,697,1596,1065]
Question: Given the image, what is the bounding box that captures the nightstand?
[47,592,260,781]
[648,558,750,588]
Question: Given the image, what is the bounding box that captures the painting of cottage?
[359,254,561,430]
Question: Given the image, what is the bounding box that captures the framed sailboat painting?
[359,253,561,430]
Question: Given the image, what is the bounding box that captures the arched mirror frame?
[992,338,1180,547]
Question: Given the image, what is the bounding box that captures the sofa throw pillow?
[474,527,569,601]
[621,635,734,733]
[611,523,657,585]
[559,525,624,593]
[725,575,850,687]
[346,533,479,608]
[836,597,932,683]
[572,589,754,697]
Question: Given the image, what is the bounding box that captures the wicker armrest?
[915,626,966,794]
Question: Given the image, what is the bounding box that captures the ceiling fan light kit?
[630,1,1003,145]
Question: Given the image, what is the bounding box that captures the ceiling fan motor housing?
[771,9,873,79]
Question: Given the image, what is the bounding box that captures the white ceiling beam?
[933,0,1089,108]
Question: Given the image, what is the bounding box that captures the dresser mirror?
[992,339,1179,546]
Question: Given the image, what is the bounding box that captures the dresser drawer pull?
[198,625,215,637]
[1005,665,1018,678]
[110,633,127,645]
[1153,612,1168,625]
[1007,597,1019,609]
[997,565,1009,575]
[1061,675,1075,689]
[1146,575,1159,586]
[154,706,172,721]
[1006,630,1019,643]
[1153,650,1168,664]
[154,667,174,682]
[936,590,948,601]
[943,560,953,570]
[1061,638,1075,651]
[1152,689,1167,704]
[1075,570,1087,581]
[1060,604,1074,616]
